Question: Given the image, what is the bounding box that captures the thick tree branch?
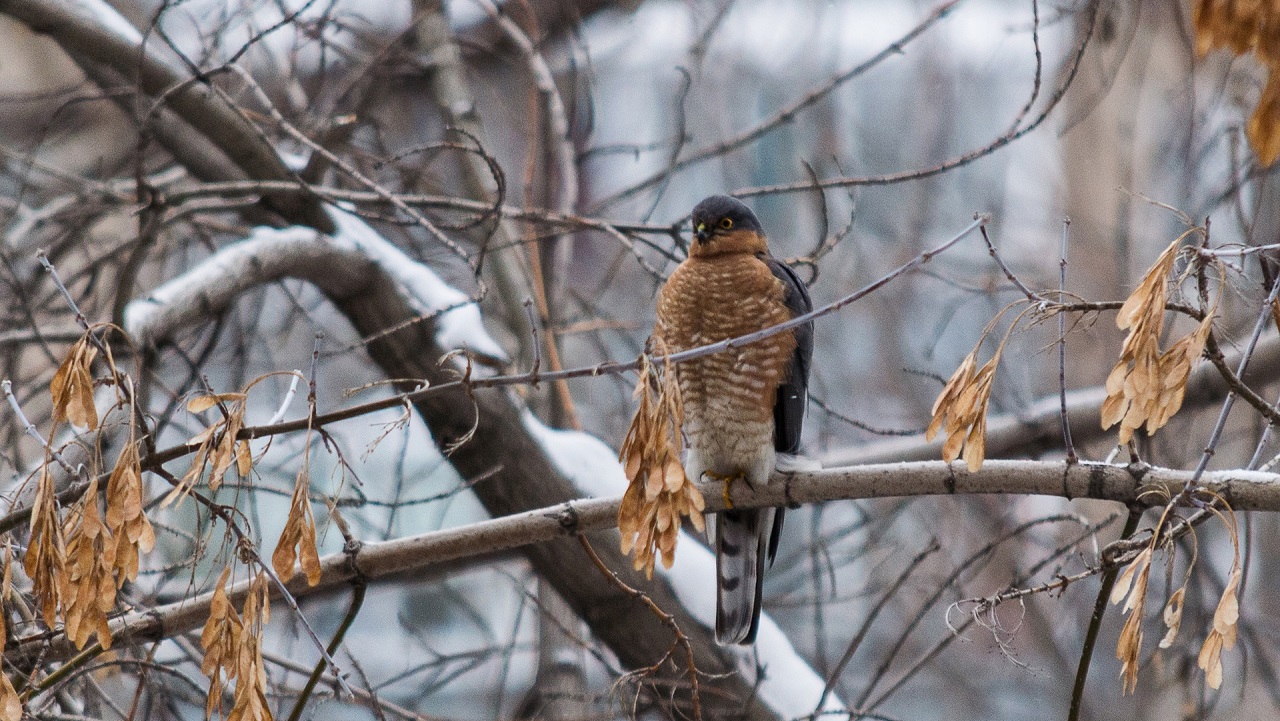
[13,459,1279,665]
[120,222,778,720]
[0,0,333,230]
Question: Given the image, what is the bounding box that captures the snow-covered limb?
[326,209,506,361]
[123,210,505,363]
[123,226,368,346]
[115,210,784,719]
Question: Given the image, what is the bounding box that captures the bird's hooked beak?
[693,221,709,244]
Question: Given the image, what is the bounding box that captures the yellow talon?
[705,470,745,509]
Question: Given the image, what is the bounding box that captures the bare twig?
[577,535,701,721]
[592,0,968,210]
[1183,253,1280,494]
[1066,508,1142,721]
[979,225,1043,301]
[734,0,1102,199]
[2,379,78,477]
[1059,218,1076,463]
[816,540,941,713]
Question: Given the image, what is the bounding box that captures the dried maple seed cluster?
[926,349,998,472]
[1111,545,1154,694]
[61,476,116,649]
[50,336,98,430]
[1101,237,1214,443]
[1199,566,1242,689]
[272,465,322,586]
[165,393,253,506]
[202,569,273,721]
[23,331,165,653]
[1112,498,1243,694]
[106,438,156,586]
[18,328,309,721]
[24,466,65,631]
[618,347,706,578]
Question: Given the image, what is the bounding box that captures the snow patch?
[520,411,628,498]
[126,214,504,361]
[327,208,506,360]
[664,537,846,716]
[75,0,145,45]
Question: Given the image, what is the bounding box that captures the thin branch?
[1,379,78,477]
[1059,218,1076,463]
[578,535,701,721]
[816,540,941,713]
[1066,508,1142,721]
[733,0,1102,199]
[133,214,988,467]
[285,579,366,721]
[591,0,967,211]
[225,65,479,274]
[1183,253,1280,493]
[0,0,333,229]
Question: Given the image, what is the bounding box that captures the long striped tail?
[715,508,775,644]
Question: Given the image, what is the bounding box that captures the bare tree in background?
[2,1,1280,720]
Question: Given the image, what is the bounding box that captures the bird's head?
[689,195,768,257]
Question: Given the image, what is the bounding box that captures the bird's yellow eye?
[719,218,734,230]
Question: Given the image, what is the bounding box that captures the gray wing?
[764,256,813,566]
[764,256,813,455]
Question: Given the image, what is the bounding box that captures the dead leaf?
[272,469,321,587]
[187,393,246,414]
[201,565,243,719]
[106,438,155,586]
[50,337,98,430]
[63,475,119,650]
[24,466,66,628]
[1112,546,1154,695]
[1102,237,1212,442]
[927,350,999,471]
[1159,587,1186,649]
[1248,71,1280,167]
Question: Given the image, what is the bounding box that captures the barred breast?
[655,252,797,477]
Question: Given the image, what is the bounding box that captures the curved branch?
[591,0,966,211]
[732,0,1102,199]
[0,0,333,230]
[118,215,779,721]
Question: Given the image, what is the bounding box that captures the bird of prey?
[653,195,814,644]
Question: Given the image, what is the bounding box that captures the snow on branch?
[326,209,506,361]
[123,210,505,362]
